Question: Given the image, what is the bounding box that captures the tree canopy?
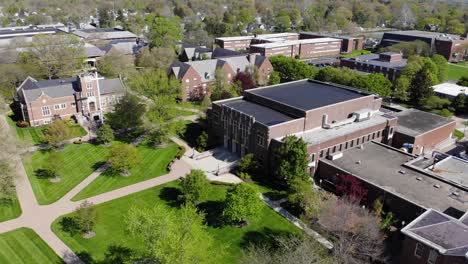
[223,183,263,224]
[107,144,141,174]
[273,135,309,183]
[105,94,146,133]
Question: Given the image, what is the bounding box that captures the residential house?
[15,73,125,126]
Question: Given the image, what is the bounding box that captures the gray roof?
[221,98,294,126]
[72,28,137,40]
[99,78,125,94]
[212,48,243,58]
[84,43,106,57]
[220,56,250,73]
[395,109,454,137]
[341,53,407,70]
[323,141,468,214]
[246,79,370,112]
[402,209,468,257]
[101,40,144,55]
[384,30,464,41]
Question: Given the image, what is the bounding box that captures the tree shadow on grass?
[158,187,182,208]
[92,161,107,170]
[34,169,53,179]
[197,200,225,228]
[240,227,297,250]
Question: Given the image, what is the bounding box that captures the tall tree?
[97,50,134,78]
[410,62,437,105]
[43,119,72,148]
[273,135,309,182]
[126,204,220,264]
[179,169,209,205]
[107,144,141,175]
[136,47,176,70]
[96,124,114,145]
[106,94,146,132]
[431,55,448,84]
[146,15,183,48]
[27,34,85,79]
[223,183,262,225]
[74,201,97,235]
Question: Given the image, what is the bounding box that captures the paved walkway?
[0,116,192,264]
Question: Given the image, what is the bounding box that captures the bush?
[176,146,186,159]
[16,121,29,128]
[454,129,464,140]
[238,172,251,180]
[73,139,83,144]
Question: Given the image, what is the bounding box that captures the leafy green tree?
[200,95,212,109]
[196,131,208,152]
[431,55,448,84]
[96,124,114,144]
[410,64,436,106]
[457,77,468,87]
[74,201,97,234]
[136,46,176,70]
[106,94,146,132]
[43,119,72,147]
[452,94,466,114]
[268,71,281,85]
[45,152,64,179]
[129,69,181,99]
[394,76,411,101]
[126,204,220,264]
[107,144,141,175]
[269,56,317,82]
[148,126,169,146]
[386,41,431,57]
[237,154,258,175]
[97,50,133,78]
[273,135,309,182]
[421,95,451,111]
[98,7,113,28]
[223,183,262,224]
[275,15,291,32]
[210,68,236,101]
[0,161,15,201]
[446,19,465,35]
[179,169,209,205]
[350,74,392,97]
[146,14,183,48]
[287,178,321,219]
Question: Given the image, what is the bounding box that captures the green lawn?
[23,143,111,205]
[52,182,300,263]
[72,143,179,201]
[0,228,63,264]
[177,101,204,110]
[7,115,87,145]
[448,63,468,81]
[0,197,22,223]
[340,49,371,58]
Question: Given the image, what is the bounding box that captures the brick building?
[209,79,397,172]
[215,33,300,50]
[249,38,342,59]
[169,54,272,100]
[340,52,407,82]
[381,30,468,62]
[16,73,125,126]
[392,109,456,155]
[401,209,468,264]
[299,32,364,53]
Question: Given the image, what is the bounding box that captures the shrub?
[176,146,186,159]
[238,172,251,180]
[73,139,83,144]
[454,129,464,140]
[16,121,29,128]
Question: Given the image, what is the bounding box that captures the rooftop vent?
[416,177,422,181]
[356,160,361,165]
[452,192,460,197]
[399,170,406,174]
[433,184,441,189]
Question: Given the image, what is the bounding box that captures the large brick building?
[249,38,342,59]
[381,30,468,62]
[215,33,300,50]
[169,54,272,100]
[340,52,407,82]
[209,79,397,172]
[16,73,125,126]
[299,32,364,53]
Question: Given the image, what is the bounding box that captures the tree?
[179,169,209,205]
[458,77,468,87]
[273,135,309,183]
[200,95,212,109]
[392,3,416,29]
[268,71,281,85]
[106,94,146,133]
[318,197,385,263]
[27,34,85,79]
[43,119,72,148]
[136,46,176,70]
[210,68,236,101]
[44,152,64,180]
[98,7,113,28]
[237,154,258,175]
[422,96,451,112]
[128,69,181,99]
[126,204,220,264]
[394,76,411,101]
[223,183,262,225]
[386,41,431,57]
[287,178,322,220]
[74,201,97,235]
[410,63,436,105]
[196,131,208,152]
[233,72,256,91]
[96,124,114,144]
[446,19,465,35]
[275,15,291,32]
[148,126,169,146]
[97,50,133,78]
[269,56,317,82]
[0,161,15,201]
[146,15,183,48]
[107,144,141,175]
[431,55,448,83]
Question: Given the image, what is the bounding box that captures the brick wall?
[400,237,468,264]
[413,121,456,154]
[26,94,77,126]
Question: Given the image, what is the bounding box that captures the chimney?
[248,53,256,64]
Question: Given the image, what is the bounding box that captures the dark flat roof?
[222,99,294,126]
[324,142,468,213]
[395,109,454,137]
[246,80,369,112]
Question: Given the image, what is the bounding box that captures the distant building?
[249,38,342,59]
[392,109,456,155]
[15,73,125,126]
[169,54,272,100]
[340,52,407,82]
[178,43,244,62]
[209,79,396,171]
[315,141,468,223]
[215,33,300,50]
[380,30,468,62]
[401,209,468,264]
[0,23,67,48]
[300,32,364,53]
[71,28,138,42]
[433,82,468,100]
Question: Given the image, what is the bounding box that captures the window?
[377,131,380,138]
[372,133,375,140]
[390,127,394,135]
[332,146,336,153]
[345,142,348,149]
[41,106,51,116]
[357,138,360,145]
[54,103,66,110]
[43,119,51,125]
[428,250,438,264]
[86,91,95,97]
[320,150,324,158]
[350,140,354,147]
[86,82,93,89]
[54,104,60,110]
[339,144,342,151]
[185,79,190,83]
[257,133,265,147]
[414,243,424,258]
[367,134,371,141]
[310,153,315,162]
[60,103,66,109]
[71,102,76,107]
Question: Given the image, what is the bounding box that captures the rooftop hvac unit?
[353,109,373,122]
[327,152,343,160]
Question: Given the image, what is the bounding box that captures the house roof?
[72,28,137,40]
[99,78,125,94]
[402,209,468,257]
[341,53,407,70]
[84,43,106,57]
[394,109,454,137]
[100,40,144,55]
[212,48,243,58]
[433,82,468,97]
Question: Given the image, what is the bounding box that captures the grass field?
[0,228,63,264]
[52,182,300,263]
[23,143,111,205]
[448,63,468,81]
[340,50,371,58]
[0,197,21,223]
[72,143,179,201]
[7,115,87,145]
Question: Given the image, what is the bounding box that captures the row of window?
[42,103,73,116]
[414,242,438,264]
[318,130,385,159]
